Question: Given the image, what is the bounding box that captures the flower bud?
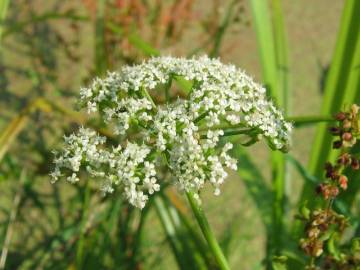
[332,140,342,149]
[351,104,359,116]
[335,112,346,121]
[343,119,352,129]
[316,184,325,195]
[339,175,348,190]
[329,127,340,135]
[337,153,350,165]
[342,132,352,141]
[351,158,360,170]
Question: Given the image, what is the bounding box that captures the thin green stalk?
[2,12,88,39]
[287,115,334,127]
[161,193,215,269]
[194,111,209,124]
[185,191,230,270]
[95,0,107,76]
[154,196,186,269]
[141,87,156,108]
[164,77,172,102]
[107,22,160,57]
[271,0,290,113]
[75,183,91,269]
[210,0,238,58]
[0,0,9,44]
[0,98,50,162]
[200,128,257,139]
[249,0,278,99]
[0,169,25,269]
[250,0,289,261]
[270,2,290,258]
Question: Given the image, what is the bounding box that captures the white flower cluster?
[52,56,292,208]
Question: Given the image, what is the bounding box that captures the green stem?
[164,77,172,102]
[286,115,335,127]
[185,191,230,270]
[198,123,246,132]
[76,183,91,269]
[209,0,238,57]
[200,128,257,139]
[140,87,156,108]
[197,115,333,133]
[0,0,10,45]
[154,196,186,269]
[194,111,209,124]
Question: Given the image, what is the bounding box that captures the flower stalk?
[186,191,230,270]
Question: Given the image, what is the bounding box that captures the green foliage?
[302,0,360,202]
[0,0,10,44]
[249,0,290,262]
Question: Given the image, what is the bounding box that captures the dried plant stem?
[186,191,230,270]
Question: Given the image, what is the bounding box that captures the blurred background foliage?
[0,0,359,269]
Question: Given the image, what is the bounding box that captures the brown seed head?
[329,127,341,135]
[343,119,352,129]
[335,112,346,121]
[351,158,360,170]
[339,175,348,190]
[337,153,351,165]
[333,140,342,149]
[342,132,353,141]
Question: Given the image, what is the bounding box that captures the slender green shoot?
[186,191,230,270]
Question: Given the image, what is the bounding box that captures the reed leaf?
[94,0,107,76]
[107,23,160,57]
[0,0,9,44]
[300,0,360,206]
[249,0,289,259]
[249,0,278,99]
[0,98,52,163]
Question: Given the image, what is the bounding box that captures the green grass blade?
[107,23,160,57]
[0,0,9,44]
[231,144,291,266]
[269,1,290,256]
[271,0,290,112]
[75,184,91,269]
[286,155,319,185]
[186,191,230,270]
[0,99,51,163]
[94,0,107,76]
[164,198,209,270]
[154,196,188,270]
[340,28,360,106]
[210,0,238,58]
[307,0,360,175]
[0,169,25,269]
[128,32,160,57]
[2,11,88,39]
[250,0,290,259]
[231,144,273,229]
[249,0,278,99]
[164,191,220,269]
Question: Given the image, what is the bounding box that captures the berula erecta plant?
[50,56,292,269]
